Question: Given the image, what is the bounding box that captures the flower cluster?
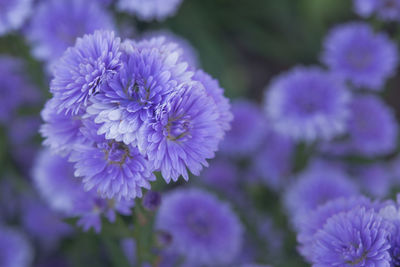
[41,30,231,202]
[354,0,400,21]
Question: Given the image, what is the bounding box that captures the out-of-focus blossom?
[32,149,134,232]
[265,67,350,142]
[220,100,266,156]
[354,0,400,21]
[156,188,243,266]
[121,238,136,266]
[0,226,33,267]
[142,191,162,211]
[26,0,114,68]
[322,22,398,90]
[354,163,392,198]
[200,159,238,195]
[0,0,33,36]
[117,0,184,21]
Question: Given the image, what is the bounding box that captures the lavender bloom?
[355,164,392,198]
[142,30,199,68]
[193,70,233,133]
[21,198,73,248]
[354,0,400,21]
[310,208,391,266]
[0,0,32,36]
[156,188,243,266]
[265,67,350,142]
[26,0,114,67]
[297,196,374,259]
[284,162,359,222]
[40,98,84,156]
[200,159,238,194]
[87,37,193,146]
[0,226,33,267]
[220,100,266,156]
[50,30,122,114]
[117,0,184,21]
[142,191,162,211]
[138,83,222,182]
[354,0,377,17]
[32,149,134,232]
[346,95,397,156]
[251,130,294,191]
[322,22,398,90]
[379,197,400,265]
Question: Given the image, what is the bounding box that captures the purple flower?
[265,66,350,142]
[284,162,359,223]
[220,100,266,156]
[40,98,84,156]
[138,83,222,182]
[0,0,32,36]
[310,208,391,266]
[32,149,135,232]
[353,0,377,17]
[117,0,184,21]
[21,198,73,248]
[296,196,374,259]
[192,70,233,133]
[155,188,243,266]
[142,30,199,68]
[334,95,398,157]
[354,0,400,21]
[0,226,33,267]
[26,0,114,67]
[322,22,398,90]
[355,163,392,198]
[251,130,294,191]
[87,37,193,146]
[200,159,238,194]
[379,197,400,265]
[50,30,122,114]
[142,191,162,211]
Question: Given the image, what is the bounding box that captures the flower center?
[104,141,131,165]
[166,116,192,141]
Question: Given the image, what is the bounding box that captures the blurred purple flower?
[354,0,400,21]
[310,208,391,266]
[0,226,33,267]
[142,191,162,211]
[265,66,350,142]
[50,30,122,114]
[156,188,243,266]
[200,159,238,194]
[220,100,266,156]
[32,149,134,232]
[0,0,33,36]
[355,163,392,198]
[26,0,114,68]
[117,0,184,21]
[322,22,398,90]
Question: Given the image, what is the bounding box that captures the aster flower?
[251,130,294,190]
[334,95,398,157]
[284,162,359,223]
[354,0,377,17]
[32,149,135,232]
[355,163,392,198]
[0,226,33,267]
[138,82,222,182]
[26,0,114,67]
[40,98,84,156]
[117,0,184,21]
[310,207,391,266]
[322,22,398,90]
[87,37,193,146]
[50,30,122,114]
[265,67,350,142]
[297,196,374,259]
[220,100,266,156]
[0,0,32,36]
[155,188,243,266]
[69,131,156,200]
[379,197,400,265]
[200,159,238,194]
[192,70,233,132]
[142,30,199,68]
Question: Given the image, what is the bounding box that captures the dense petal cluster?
[32,149,134,232]
[117,0,184,21]
[156,188,243,265]
[26,0,114,68]
[265,66,350,142]
[0,0,32,36]
[0,226,33,267]
[41,31,230,203]
[322,22,398,90]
